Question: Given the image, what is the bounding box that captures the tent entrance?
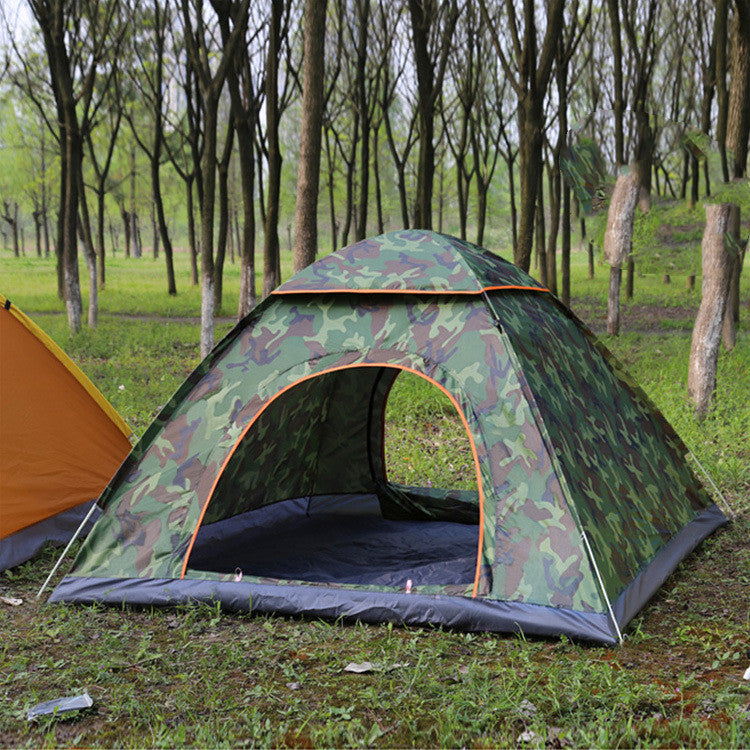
[185,366,481,590]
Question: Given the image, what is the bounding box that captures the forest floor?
[1,247,749,748]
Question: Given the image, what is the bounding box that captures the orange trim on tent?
[180,363,486,598]
[0,294,132,440]
[271,284,549,297]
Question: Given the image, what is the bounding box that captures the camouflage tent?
[50,230,726,644]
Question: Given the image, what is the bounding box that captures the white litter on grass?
[517,729,542,745]
[28,693,93,721]
[343,661,408,674]
[344,661,374,673]
[1,596,22,606]
[743,665,750,681]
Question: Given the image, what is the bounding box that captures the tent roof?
[274,230,548,295]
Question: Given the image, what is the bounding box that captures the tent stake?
[688,451,735,519]
[36,503,98,599]
[580,529,624,645]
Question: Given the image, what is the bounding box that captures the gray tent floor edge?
[48,575,617,644]
[0,502,101,572]
[612,503,728,629]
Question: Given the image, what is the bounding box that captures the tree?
[379,1,417,232]
[408,0,458,230]
[127,0,178,295]
[546,0,591,305]
[479,0,566,272]
[293,0,328,272]
[262,0,286,298]
[212,4,266,317]
[84,71,122,288]
[181,0,250,358]
[442,3,480,241]
[24,0,124,332]
[727,0,750,178]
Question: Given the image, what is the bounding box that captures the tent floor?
[189,494,478,588]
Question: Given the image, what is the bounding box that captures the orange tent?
[0,294,132,570]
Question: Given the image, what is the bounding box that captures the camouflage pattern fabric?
[61,229,717,623]
[488,291,712,600]
[274,230,547,294]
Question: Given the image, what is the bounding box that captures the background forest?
[0,0,748,356]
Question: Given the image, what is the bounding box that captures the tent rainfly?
[49,231,727,644]
[0,294,132,571]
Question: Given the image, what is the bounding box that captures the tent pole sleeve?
[36,503,98,599]
[580,528,623,644]
[687,451,735,519]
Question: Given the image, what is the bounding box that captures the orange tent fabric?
[0,295,132,540]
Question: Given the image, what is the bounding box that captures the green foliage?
[588,190,750,277]
[631,200,705,274]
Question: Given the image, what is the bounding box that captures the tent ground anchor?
[688,450,735,519]
[580,528,624,645]
[36,503,98,599]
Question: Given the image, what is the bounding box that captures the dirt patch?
[572,296,700,335]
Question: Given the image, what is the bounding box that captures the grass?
[1,231,749,748]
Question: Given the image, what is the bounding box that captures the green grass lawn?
[1,240,749,748]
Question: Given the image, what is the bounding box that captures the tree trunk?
[355,0,370,241]
[33,208,41,257]
[199,100,219,359]
[373,126,385,235]
[536,176,548,287]
[716,0,731,181]
[561,182,571,306]
[476,175,488,248]
[121,207,131,257]
[545,162,558,293]
[588,241,595,279]
[77,178,98,328]
[186,178,199,286]
[607,0,626,167]
[625,257,635,299]
[152,140,176,295]
[263,0,283,297]
[214,121,235,313]
[151,203,159,259]
[408,0,434,230]
[604,174,640,336]
[324,128,339,252]
[689,204,737,416]
[516,100,544,272]
[508,153,517,253]
[293,0,328,272]
[41,128,51,258]
[96,190,106,286]
[61,122,83,332]
[607,267,623,336]
[340,122,358,246]
[722,206,742,349]
[727,2,750,178]
[130,147,141,258]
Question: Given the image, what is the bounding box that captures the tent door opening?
[186,365,481,589]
